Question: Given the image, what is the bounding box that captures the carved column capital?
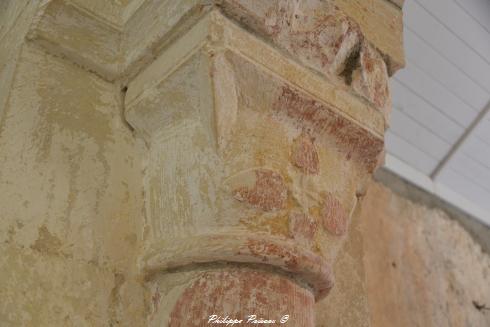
[122,6,399,324]
[25,0,404,325]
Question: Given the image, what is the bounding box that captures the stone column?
[22,0,404,325]
[123,2,402,326]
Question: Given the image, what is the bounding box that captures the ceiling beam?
[384,154,490,227]
[430,100,490,180]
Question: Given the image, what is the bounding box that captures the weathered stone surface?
[361,182,490,327]
[333,0,404,73]
[125,11,386,138]
[213,52,239,151]
[0,43,146,326]
[28,0,122,81]
[274,85,384,172]
[144,234,335,299]
[352,43,392,121]
[125,23,377,251]
[125,32,377,325]
[0,0,31,41]
[122,0,208,80]
[321,193,349,236]
[289,212,318,246]
[70,0,135,27]
[0,0,39,120]
[257,0,362,77]
[232,169,288,211]
[27,0,400,120]
[1,0,406,326]
[221,0,403,74]
[0,244,115,326]
[291,132,320,175]
[168,268,314,326]
[315,202,371,327]
[145,267,315,326]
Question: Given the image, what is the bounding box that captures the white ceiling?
[385,0,490,225]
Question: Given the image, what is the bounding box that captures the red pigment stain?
[291,133,319,174]
[274,86,384,172]
[289,212,317,245]
[245,238,299,270]
[359,44,390,109]
[168,269,315,327]
[264,2,361,75]
[321,193,348,236]
[233,169,287,211]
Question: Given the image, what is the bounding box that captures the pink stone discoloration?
[241,237,334,299]
[289,212,318,246]
[262,1,361,77]
[169,269,315,327]
[321,193,348,236]
[352,43,391,118]
[221,1,392,118]
[144,234,334,300]
[291,133,319,174]
[219,1,364,80]
[246,238,299,269]
[232,169,288,211]
[274,86,384,172]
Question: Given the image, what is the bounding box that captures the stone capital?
[122,7,395,325]
[22,0,404,325]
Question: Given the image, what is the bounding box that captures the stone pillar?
[123,3,403,326]
[18,0,404,325]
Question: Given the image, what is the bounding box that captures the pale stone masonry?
[0,1,404,326]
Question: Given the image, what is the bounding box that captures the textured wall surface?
[0,3,147,323]
[361,182,490,327]
[0,43,148,325]
[314,204,371,327]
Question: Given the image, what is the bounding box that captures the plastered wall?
[0,23,147,326]
[361,182,490,327]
